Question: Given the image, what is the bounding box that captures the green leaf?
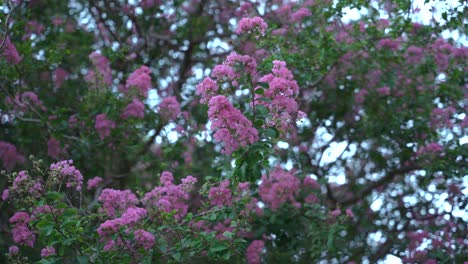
[257,82,269,88]
[254,119,264,127]
[256,105,269,116]
[264,128,279,138]
[62,208,78,218]
[209,244,228,253]
[255,88,264,94]
[47,192,63,201]
[257,97,272,102]
[222,231,233,239]
[37,220,55,236]
[76,256,88,264]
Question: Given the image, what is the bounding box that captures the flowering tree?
[0,0,466,263]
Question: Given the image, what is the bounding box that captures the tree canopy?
[0,0,466,263]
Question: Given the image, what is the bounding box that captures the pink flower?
[41,246,56,258]
[0,141,25,171]
[258,167,301,210]
[208,95,258,155]
[47,138,62,160]
[346,208,354,218]
[158,96,180,121]
[376,86,391,96]
[236,16,268,38]
[142,171,192,220]
[291,7,311,22]
[196,77,218,103]
[134,229,155,250]
[330,208,341,218]
[121,98,145,119]
[98,189,139,217]
[89,52,112,86]
[354,89,368,104]
[208,180,232,207]
[95,114,115,140]
[5,91,46,112]
[140,0,162,8]
[256,60,301,133]
[1,37,22,64]
[125,66,152,97]
[10,212,35,247]
[246,240,265,264]
[2,189,9,200]
[87,176,103,190]
[50,160,83,191]
[120,207,148,225]
[416,142,443,156]
[8,246,19,255]
[377,38,400,51]
[54,67,69,89]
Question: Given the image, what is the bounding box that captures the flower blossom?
[236,17,268,38]
[158,96,180,121]
[50,160,83,191]
[88,52,113,86]
[41,246,56,258]
[87,176,103,190]
[208,95,258,155]
[1,37,22,64]
[125,66,152,97]
[256,60,302,132]
[121,98,145,119]
[258,167,301,210]
[95,114,115,140]
[98,189,139,218]
[0,141,25,171]
[246,240,265,264]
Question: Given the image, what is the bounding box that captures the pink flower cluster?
[246,240,265,264]
[208,179,233,207]
[5,91,47,112]
[10,212,35,247]
[1,37,22,64]
[40,246,56,258]
[98,189,139,218]
[97,207,154,251]
[121,98,145,119]
[140,0,162,9]
[290,7,312,22]
[54,67,69,89]
[10,170,42,199]
[257,60,302,132]
[142,171,197,220]
[88,52,113,86]
[158,96,181,121]
[210,53,257,83]
[8,246,19,255]
[377,38,400,51]
[0,141,25,171]
[97,207,147,237]
[50,160,83,191]
[416,142,443,156]
[208,95,259,155]
[95,114,115,140]
[258,167,301,210]
[430,107,455,129]
[134,229,156,250]
[124,66,152,97]
[236,17,268,38]
[196,77,218,103]
[47,137,62,160]
[87,176,103,190]
[2,189,8,200]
